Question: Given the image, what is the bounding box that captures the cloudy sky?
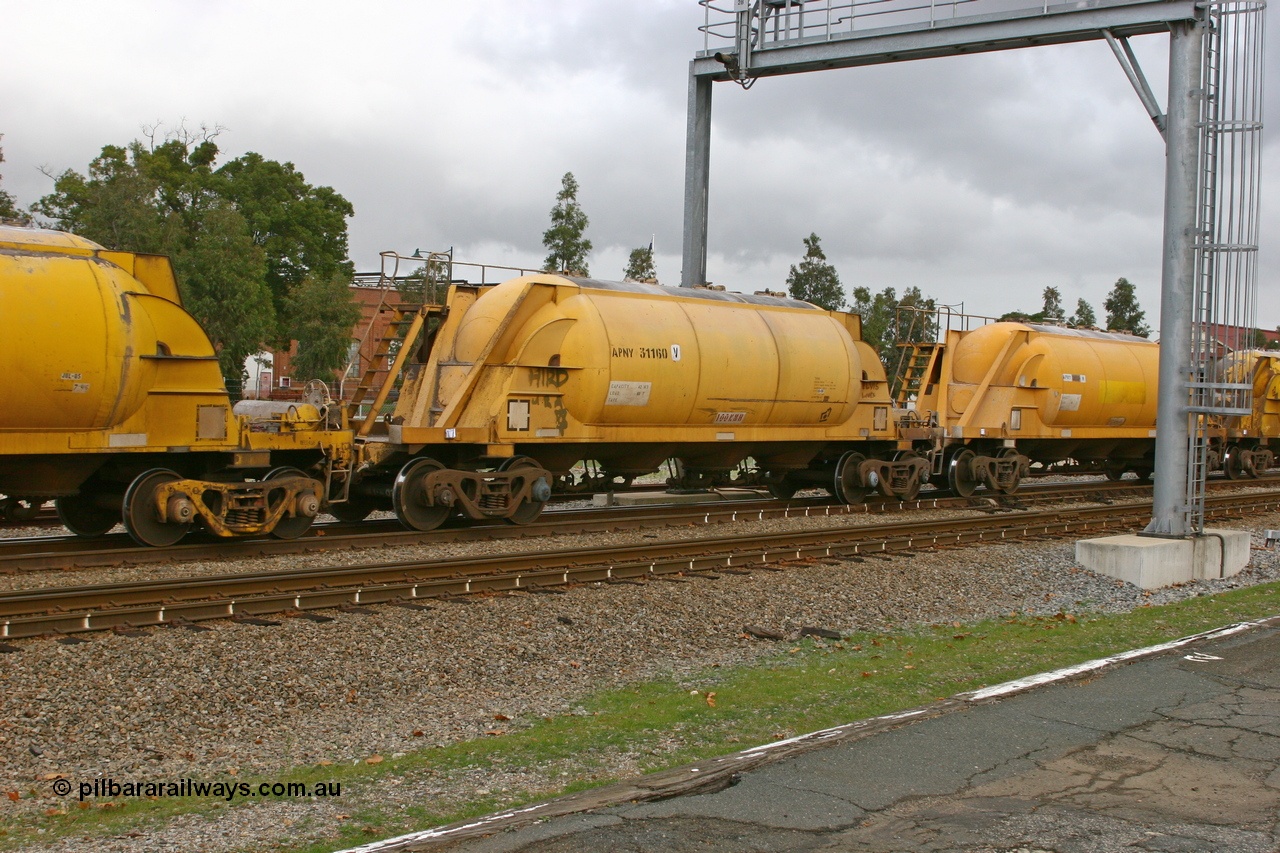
[4,0,1277,331]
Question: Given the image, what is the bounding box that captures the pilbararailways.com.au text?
[53,777,341,802]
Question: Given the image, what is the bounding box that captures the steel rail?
[2,490,1275,640]
[0,479,1175,573]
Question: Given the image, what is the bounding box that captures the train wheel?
[3,498,41,522]
[265,467,317,540]
[989,448,1023,495]
[834,451,869,504]
[1224,445,1244,480]
[1223,445,1256,479]
[500,456,550,525]
[1239,448,1258,478]
[891,451,924,501]
[947,448,978,497]
[393,458,452,532]
[122,469,191,547]
[56,493,118,537]
[767,477,799,500]
[328,500,375,523]
[1246,452,1261,478]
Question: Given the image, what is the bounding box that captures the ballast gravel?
[3,498,1280,853]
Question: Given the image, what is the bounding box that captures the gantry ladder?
[1182,0,1264,534]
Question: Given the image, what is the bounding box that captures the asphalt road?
[350,617,1280,853]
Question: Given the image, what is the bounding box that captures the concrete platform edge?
[340,614,1280,853]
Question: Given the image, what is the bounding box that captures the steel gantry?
[682,0,1265,540]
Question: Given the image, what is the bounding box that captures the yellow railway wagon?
[350,275,926,530]
[1219,350,1280,477]
[25,225,1273,543]
[907,322,1162,494]
[0,226,352,545]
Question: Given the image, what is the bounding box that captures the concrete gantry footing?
[1075,529,1251,589]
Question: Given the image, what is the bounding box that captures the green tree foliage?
[850,285,937,374]
[34,139,265,378]
[285,272,363,382]
[33,129,356,382]
[1000,288,1098,327]
[1104,277,1151,337]
[170,203,275,378]
[397,256,451,305]
[32,142,167,249]
[999,287,1071,324]
[0,137,29,224]
[785,233,845,311]
[852,287,897,360]
[623,245,656,283]
[1041,287,1064,323]
[998,309,1034,322]
[1070,298,1097,328]
[542,172,591,276]
[217,152,354,322]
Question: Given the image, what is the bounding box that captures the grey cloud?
[1,0,1276,326]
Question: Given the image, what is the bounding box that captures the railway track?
[0,479,1163,573]
[3,488,1277,642]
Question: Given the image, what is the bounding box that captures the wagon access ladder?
[346,305,420,417]
[893,341,941,405]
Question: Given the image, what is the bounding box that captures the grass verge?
[5,581,1278,852]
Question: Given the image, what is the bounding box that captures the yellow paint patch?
[1100,380,1146,405]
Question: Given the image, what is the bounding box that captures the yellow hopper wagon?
[0,226,353,546]
[346,275,924,529]
[904,322,1163,494]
